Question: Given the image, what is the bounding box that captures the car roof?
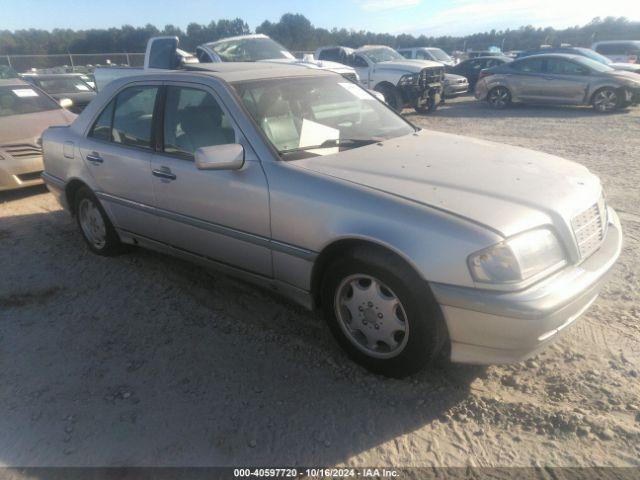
[462,56,511,61]
[21,73,86,79]
[184,62,335,82]
[0,78,30,87]
[515,53,582,60]
[357,45,394,51]
[593,40,640,45]
[204,33,270,46]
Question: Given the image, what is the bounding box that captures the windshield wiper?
[280,138,380,155]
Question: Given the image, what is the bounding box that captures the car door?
[508,58,548,101]
[78,83,160,238]
[149,82,272,276]
[540,58,590,104]
[351,55,372,88]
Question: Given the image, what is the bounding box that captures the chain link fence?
[0,53,145,74]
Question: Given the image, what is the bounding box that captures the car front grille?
[341,72,359,83]
[420,67,444,86]
[1,143,43,159]
[571,198,607,259]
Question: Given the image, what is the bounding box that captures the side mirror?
[195,144,245,171]
[59,98,73,109]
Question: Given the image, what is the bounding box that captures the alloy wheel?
[78,198,107,249]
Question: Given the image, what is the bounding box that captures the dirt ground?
[0,96,639,468]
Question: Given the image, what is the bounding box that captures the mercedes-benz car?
[41,63,621,377]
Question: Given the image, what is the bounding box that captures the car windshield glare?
[208,37,294,62]
[577,48,612,65]
[358,47,405,63]
[428,48,452,62]
[0,85,60,117]
[574,56,615,73]
[233,76,415,160]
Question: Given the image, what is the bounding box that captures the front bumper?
[400,83,443,107]
[444,82,469,98]
[0,155,45,191]
[431,207,622,364]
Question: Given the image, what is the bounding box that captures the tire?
[320,247,448,378]
[487,86,511,109]
[414,95,440,114]
[592,87,620,113]
[74,186,123,256]
[376,84,403,112]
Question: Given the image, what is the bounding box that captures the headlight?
[399,73,420,86]
[468,228,566,285]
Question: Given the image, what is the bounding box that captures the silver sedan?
[475,53,640,112]
[42,64,622,377]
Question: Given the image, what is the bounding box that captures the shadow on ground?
[0,210,482,467]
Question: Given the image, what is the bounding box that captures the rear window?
[0,85,60,117]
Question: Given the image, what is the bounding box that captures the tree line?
[1,14,639,56]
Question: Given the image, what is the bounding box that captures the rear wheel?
[487,86,511,109]
[376,84,403,112]
[321,247,448,377]
[75,186,123,256]
[592,87,620,113]
[414,95,440,114]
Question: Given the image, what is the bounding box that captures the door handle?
[152,167,177,181]
[86,153,103,164]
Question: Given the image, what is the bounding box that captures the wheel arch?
[373,80,397,92]
[589,84,624,105]
[65,178,91,215]
[310,237,426,307]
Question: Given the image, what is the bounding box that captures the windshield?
[576,48,612,65]
[233,76,415,160]
[358,47,405,63]
[0,85,60,117]
[575,56,615,73]
[208,37,295,62]
[427,48,452,62]
[32,77,93,94]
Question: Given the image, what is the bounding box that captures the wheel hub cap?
[335,275,409,359]
[79,198,107,249]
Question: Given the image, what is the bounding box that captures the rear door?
[508,58,547,101]
[149,82,272,276]
[79,83,161,237]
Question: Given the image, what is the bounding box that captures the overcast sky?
[3,0,638,36]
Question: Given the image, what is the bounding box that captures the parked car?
[475,54,640,112]
[21,73,96,113]
[398,47,456,67]
[467,50,504,59]
[0,79,76,191]
[449,56,512,89]
[517,47,640,74]
[315,45,444,112]
[443,73,469,99]
[42,59,621,377]
[195,34,360,83]
[592,40,640,64]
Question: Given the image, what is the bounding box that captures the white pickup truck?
[94,35,361,92]
[315,45,445,112]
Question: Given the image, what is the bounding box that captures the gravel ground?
[0,96,639,468]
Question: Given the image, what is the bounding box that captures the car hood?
[0,108,76,145]
[609,62,640,73]
[259,58,355,74]
[292,130,601,237]
[374,59,443,74]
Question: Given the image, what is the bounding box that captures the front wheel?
[376,84,403,112]
[321,247,448,377]
[592,87,620,113]
[487,86,511,109]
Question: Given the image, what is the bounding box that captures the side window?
[163,86,235,159]
[196,47,212,63]
[512,58,544,73]
[318,48,340,62]
[400,50,413,59]
[546,59,588,75]
[89,99,115,141]
[469,60,483,71]
[351,55,369,68]
[415,50,427,60]
[111,86,159,149]
[595,44,621,55]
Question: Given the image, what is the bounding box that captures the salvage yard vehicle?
[0,79,76,191]
[398,47,456,67]
[195,34,360,83]
[476,54,640,112]
[42,58,622,377]
[592,40,640,65]
[21,73,96,113]
[449,56,512,90]
[517,46,640,74]
[442,73,469,99]
[315,45,444,112]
